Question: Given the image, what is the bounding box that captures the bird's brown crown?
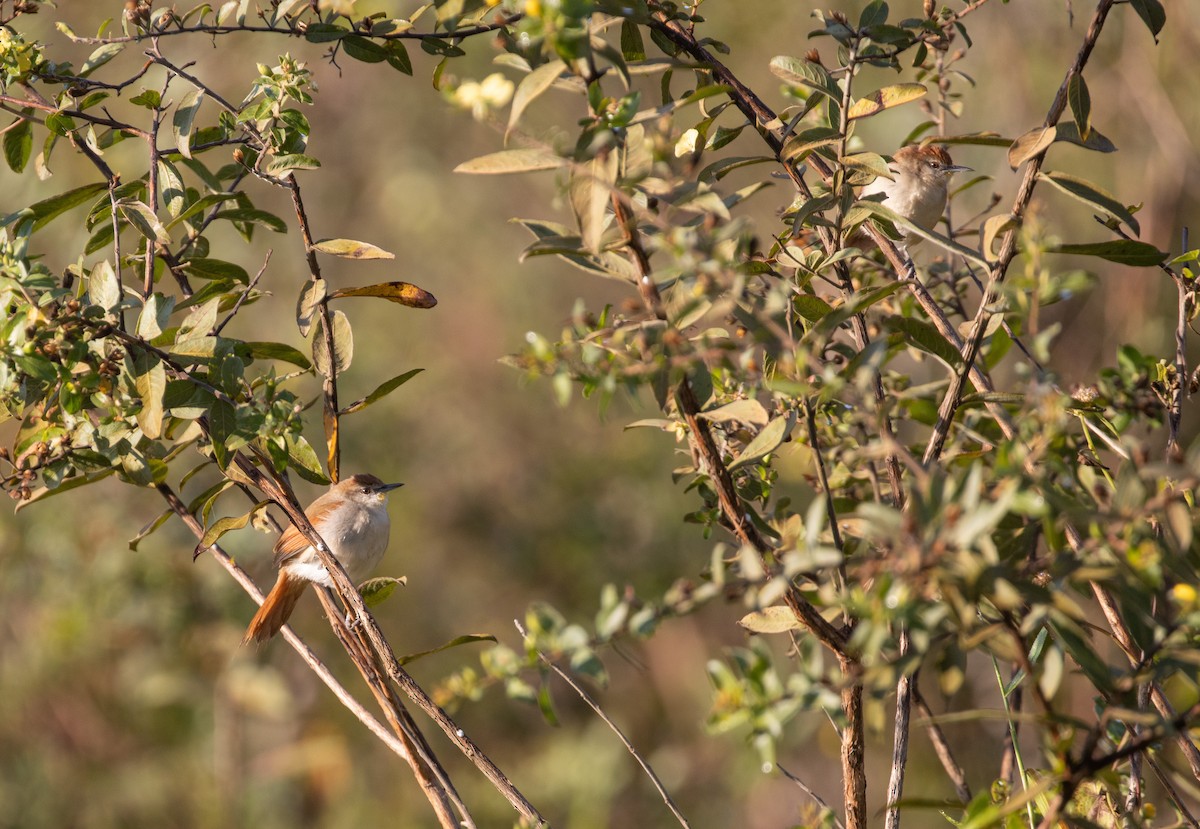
[338,473,385,490]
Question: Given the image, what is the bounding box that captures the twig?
[315,590,469,829]
[214,249,272,335]
[777,763,845,829]
[1167,227,1191,460]
[515,620,691,829]
[68,15,521,45]
[911,687,971,804]
[0,91,151,138]
[1034,700,1200,829]
[998,665,1022,786]
[284,174,341,478]
[923,0,1118,465]
[1145,752,1200,829]
[1091,582,1200,778]
[142,64,171,299]
[883,637,913,829]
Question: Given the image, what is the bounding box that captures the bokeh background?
[2,2,1199,827]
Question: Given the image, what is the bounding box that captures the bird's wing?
[272,491,342,566]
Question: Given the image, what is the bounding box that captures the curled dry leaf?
[328,281,437,309]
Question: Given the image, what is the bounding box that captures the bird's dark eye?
[361,487,371,494]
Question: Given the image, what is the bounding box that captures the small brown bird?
[860,144,971,242]
[243,473,403,644]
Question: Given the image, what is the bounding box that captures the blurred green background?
[2,2,1198,827]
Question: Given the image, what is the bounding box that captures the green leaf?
[1067,72,1091,142]
[1129,0,1165,41]
[193,500,271,558]
[767,55,839,99]
[284,433,329,484]
[164,192,239,229]
[794,294,834,322]
[1,181,108,231]
[1007,125,1056,169]
[887,316,963,368]
[360,576,408,607]
[1037,171,1139,236]
[16,470,116,512]
[329,281,437,307]
[310,238,394,260]
[119,199,171,245]
[1054,122,1116,153]
[385,41,413,75]
[172,87,205,160]
[341,368,424,415]
[266,153,321,174]
[536,683,560,726]
[934,132,1014,147]
[88,260,121,313]
[184,258,250,283]
[397,632,496,666]
[620,19,646,61]
[312,309,353,378]
[242,341,311,369]
[454,148,565,175]
[80,43,124,77]
[304,23,349,42]
[1049,241,1166,267]
[213,207,288,233]
[780,126,841,162]
[207,399,237,468]
[129,89,162,109]
[131,350,166,439]
[129,508,173,551]
[847,83,927,120]
[508,60,564,137]
[729,414,794,471]
[342,35,388,63]
[858,0,888,29]
[170,336,219,358]
[3,117,32,173]
[157,158,186,217]
[296,277,326,337]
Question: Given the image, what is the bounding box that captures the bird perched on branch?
[859,144,971,244]
[243,473,403,644]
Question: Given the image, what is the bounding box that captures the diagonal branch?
[922,0,1118,465]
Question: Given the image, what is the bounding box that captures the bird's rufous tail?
[242,572,307,645]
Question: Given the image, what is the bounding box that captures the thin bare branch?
[778,763,845,829]
[515,620,691,829]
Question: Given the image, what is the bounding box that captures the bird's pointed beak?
[379,482,405,492]
[945,164,973,174]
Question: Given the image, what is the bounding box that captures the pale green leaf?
[738,606,803,634]
[172,87,205,160]
[311,238,395,260]
[312,309,353,377]
[508,60,564,136]
[341,368,424,415]
[454,148,566,175]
